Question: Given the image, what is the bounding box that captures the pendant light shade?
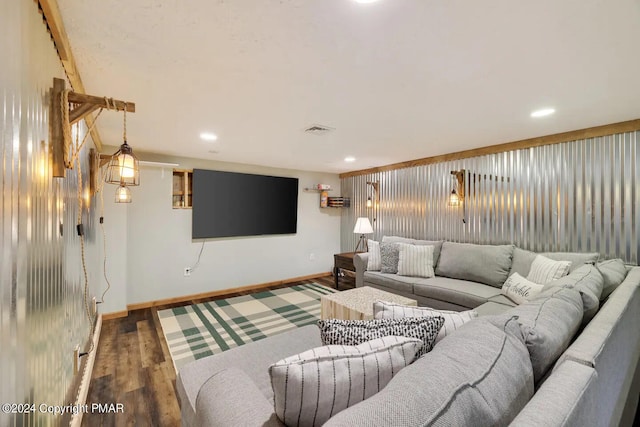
[105,141,139,186]
[115,183,132,203]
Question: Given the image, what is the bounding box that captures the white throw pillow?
[397,244,435,278]
[373,301,477,343]
[269,336,422,426]
[502,273,545,304]
[367,239,381,271]
[527,255,571,284]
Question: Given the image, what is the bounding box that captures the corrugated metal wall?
[342,131,639,265]
[1,2,99,426]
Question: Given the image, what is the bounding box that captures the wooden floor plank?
[84,280,348,426]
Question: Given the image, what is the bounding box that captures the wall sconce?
[115,183,132,203]
[366,181,379,208]
[353,217,374,252]
[449,170,465,207]
[105,104,140,187]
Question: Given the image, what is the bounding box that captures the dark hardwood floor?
[82,275,350,427]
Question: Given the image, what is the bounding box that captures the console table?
[333,252,358,290]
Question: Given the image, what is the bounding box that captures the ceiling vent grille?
[304,124,334,136]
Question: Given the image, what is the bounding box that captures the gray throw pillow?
[435,242,515,287]
[318,316,444,357]
[543,264,604,325]
[324,317,534,427]
[498,287,584,383]
[380,242,400,274]
[595,259,628,300]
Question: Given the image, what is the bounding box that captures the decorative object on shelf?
[448,169,465,207]
[316,184,331,190]
[172,169,193,208]
[328,196,350,207]
[320,190,329,208]
[115,183,132,203]
[105,104,140,187]
[353,217,374,252]
[366,180,379,208]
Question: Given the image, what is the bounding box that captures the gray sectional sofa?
[177,238,640,427]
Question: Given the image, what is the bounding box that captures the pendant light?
[115,183,132,203]
[106,102,139,186]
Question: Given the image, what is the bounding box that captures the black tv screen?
[192,169,299,239]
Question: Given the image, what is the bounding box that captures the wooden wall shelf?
[172,169,192,209]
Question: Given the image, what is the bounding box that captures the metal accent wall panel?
[1,2,100,426]
[342,132,639,265]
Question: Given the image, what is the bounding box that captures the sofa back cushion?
[499,287,584,383]
[595,259,628,300]
[435,242,514,287]
[543,264,604,325]
[324,316,534,427]
[509,247,599,277]
[382,236,444,265]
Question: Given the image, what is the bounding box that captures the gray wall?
[0,2,101,424]
[341,131,639,265]
[100,152,341,314]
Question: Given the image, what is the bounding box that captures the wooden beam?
[68,92,135,113]
[50,78,66,177]
[38,0,104,151]
[340,118,640,178]
[69,103,100,125]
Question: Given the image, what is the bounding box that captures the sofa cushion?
[500,287,584,383]
[501,272,545,304]
[373,301,477,343]
[544,264,604,325]
[435,242,514,287]
[474,301,514,316]
[413,277,502,308]
[380,242,400,273]
[382,236,444,266]
[366,239,381,271]
[526,255,571,284]
[324,316,534,426]
[363,271,422,294]
[595,259,628,300]
[509,247,599,277]
[318,316,444,357]
[269,336,423,427]
[488,294,518,307]
[397,244,434,278]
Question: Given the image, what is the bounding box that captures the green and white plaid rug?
[158,282,337,371]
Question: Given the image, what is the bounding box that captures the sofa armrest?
[195,368,284,427]
[354,253,369,288]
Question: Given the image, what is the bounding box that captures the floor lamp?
[353,217,374,252]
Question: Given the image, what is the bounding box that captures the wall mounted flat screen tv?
[192,169,299,239]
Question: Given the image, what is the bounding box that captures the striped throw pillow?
[373,301,478,343]
[367,239,381,271]
[269,336,423,426]
[397,244,435,278]
[527,255,571,284]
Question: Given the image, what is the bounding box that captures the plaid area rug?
[158,282,337,371]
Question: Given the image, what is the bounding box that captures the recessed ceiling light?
[530,108,555,118]
[344,156,356,162]
[200,132,218,141]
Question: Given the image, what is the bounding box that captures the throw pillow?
[373,301,477,343]
[269,336,423,427]
[501,273,545,305]
[366,239,381,271]
[526,255,571,284]
[595,259,628,300]
[397,244,435,278]
[323,317,534,427]
[318,316,444,357]
[380,242,400,274]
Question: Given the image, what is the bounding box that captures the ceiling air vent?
[304,124,334,136]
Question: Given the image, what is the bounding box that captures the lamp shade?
[353,217,373,234]
[105,141,140,186]
[115,183,132,203]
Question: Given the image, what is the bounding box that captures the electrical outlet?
[73,346,80,374]
[91,297,97,316]
[309,253,316,261]
[184,267,192,277]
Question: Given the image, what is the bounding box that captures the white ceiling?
[57,0,640,174]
